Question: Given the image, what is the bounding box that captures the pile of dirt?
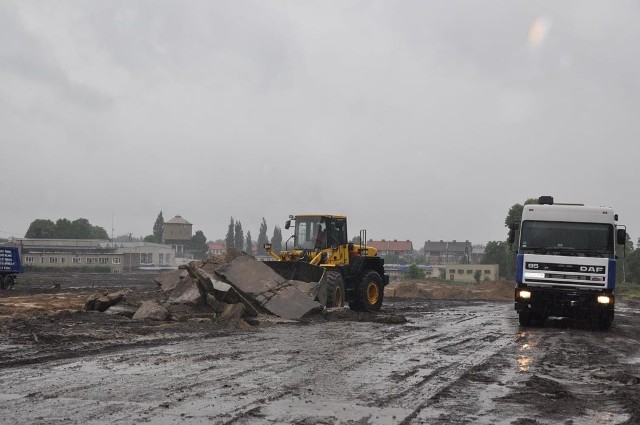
[385,279,513,301]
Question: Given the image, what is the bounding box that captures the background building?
[424,240,473,264]
[163,215,192,254]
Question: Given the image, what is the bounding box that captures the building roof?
[367,239,413,252]
[208,241,226,251]
[165,215,192,225]
[424,240,472,253]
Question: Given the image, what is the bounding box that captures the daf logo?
[580,266,604,273]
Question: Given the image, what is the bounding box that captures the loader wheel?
[349,271,383,312]
[325,271,345,308]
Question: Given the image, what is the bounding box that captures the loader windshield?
[294,216,326,250]
[519,221,614,258]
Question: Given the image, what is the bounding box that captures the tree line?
[225,217,282,255]
[25,218,109,239]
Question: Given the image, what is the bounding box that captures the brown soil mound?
[385,279,513,301]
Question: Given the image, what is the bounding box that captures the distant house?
[207,241,226,256]
[471,244,486,264]
[429,264,500,283]
[163,215,193,254]
[423,240,473,264]
[366,239,414,261]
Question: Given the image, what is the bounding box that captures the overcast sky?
[2,1,639,248]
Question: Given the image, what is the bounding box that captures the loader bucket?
[264,261,328,306]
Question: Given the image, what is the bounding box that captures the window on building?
[112,269,121,274]
[165,254,171,264]
[457,269,464,274]
[87,258,96,264]
[466,270,473,274]
[49,257,58,264]
[61,257,65,264]
[40,257,44,263]
[112,258,121,264]
[484,270,491,274]
[449,269,455,274]
[99,258,108,264]
[159,253,164,265]
[25,256,34,263]
[73,257,81,264]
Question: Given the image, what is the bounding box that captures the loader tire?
[325,271,345,308]
[349,270,383,312]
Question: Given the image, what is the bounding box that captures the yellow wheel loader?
[264,214,389,312]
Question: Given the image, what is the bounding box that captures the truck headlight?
[597,295,611,304]
[518,290,532,299]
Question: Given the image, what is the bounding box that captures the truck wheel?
[3,276,14,290]
[0,276,5,290]
[325,271,345,308]
[518,311,532,327]
[349,271,384,312]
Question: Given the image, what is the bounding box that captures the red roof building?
[366,239,414,260]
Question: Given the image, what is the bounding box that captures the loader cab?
[292,215,348,251]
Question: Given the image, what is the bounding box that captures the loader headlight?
[518,290,532,300]
[264,243,272,250]
[597,295,611,304]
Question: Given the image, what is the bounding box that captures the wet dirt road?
[0,298,639,424]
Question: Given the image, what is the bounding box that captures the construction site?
[0,249,639,424]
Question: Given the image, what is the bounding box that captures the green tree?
[225,217,235,249]
[234,220,244,250]
[25,219,56,238]
[351,235,362,244]
[473,270,482,284]
[69,218,93,239]
[481,240,514,279]
[54,218,72,238]
[189,230,208,260]
[90,225,109,239]
[256,218,269,255]
[406,264,426,279]
[271,225,283,253]
[245,231,253,255]
[152,211,164,243]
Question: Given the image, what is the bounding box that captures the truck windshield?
[519,221,614,257]
[294,217,325,250]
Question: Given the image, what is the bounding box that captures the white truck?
[511,196,626,329]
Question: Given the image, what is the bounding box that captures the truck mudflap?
[515,286,614,320]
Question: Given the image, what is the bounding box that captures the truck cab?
[513,196,626,329]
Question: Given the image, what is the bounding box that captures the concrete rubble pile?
[84,250,326,327]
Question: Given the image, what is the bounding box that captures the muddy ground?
[0,271,639,424]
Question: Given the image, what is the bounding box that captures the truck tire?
[349,270,384,312]
[325,271,345,308]
[3,275,14,289]
[0,276,5,290]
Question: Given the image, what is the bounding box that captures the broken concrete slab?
[214,256,323,320]
[133,301,170,321]
[154,269,188,293]
[167,278,202,306]
[84,289,131,312]
[218,303,246,321]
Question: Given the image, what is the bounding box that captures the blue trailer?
[0,246,24,290]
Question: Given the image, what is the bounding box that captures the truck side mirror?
[616,228,626,245]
